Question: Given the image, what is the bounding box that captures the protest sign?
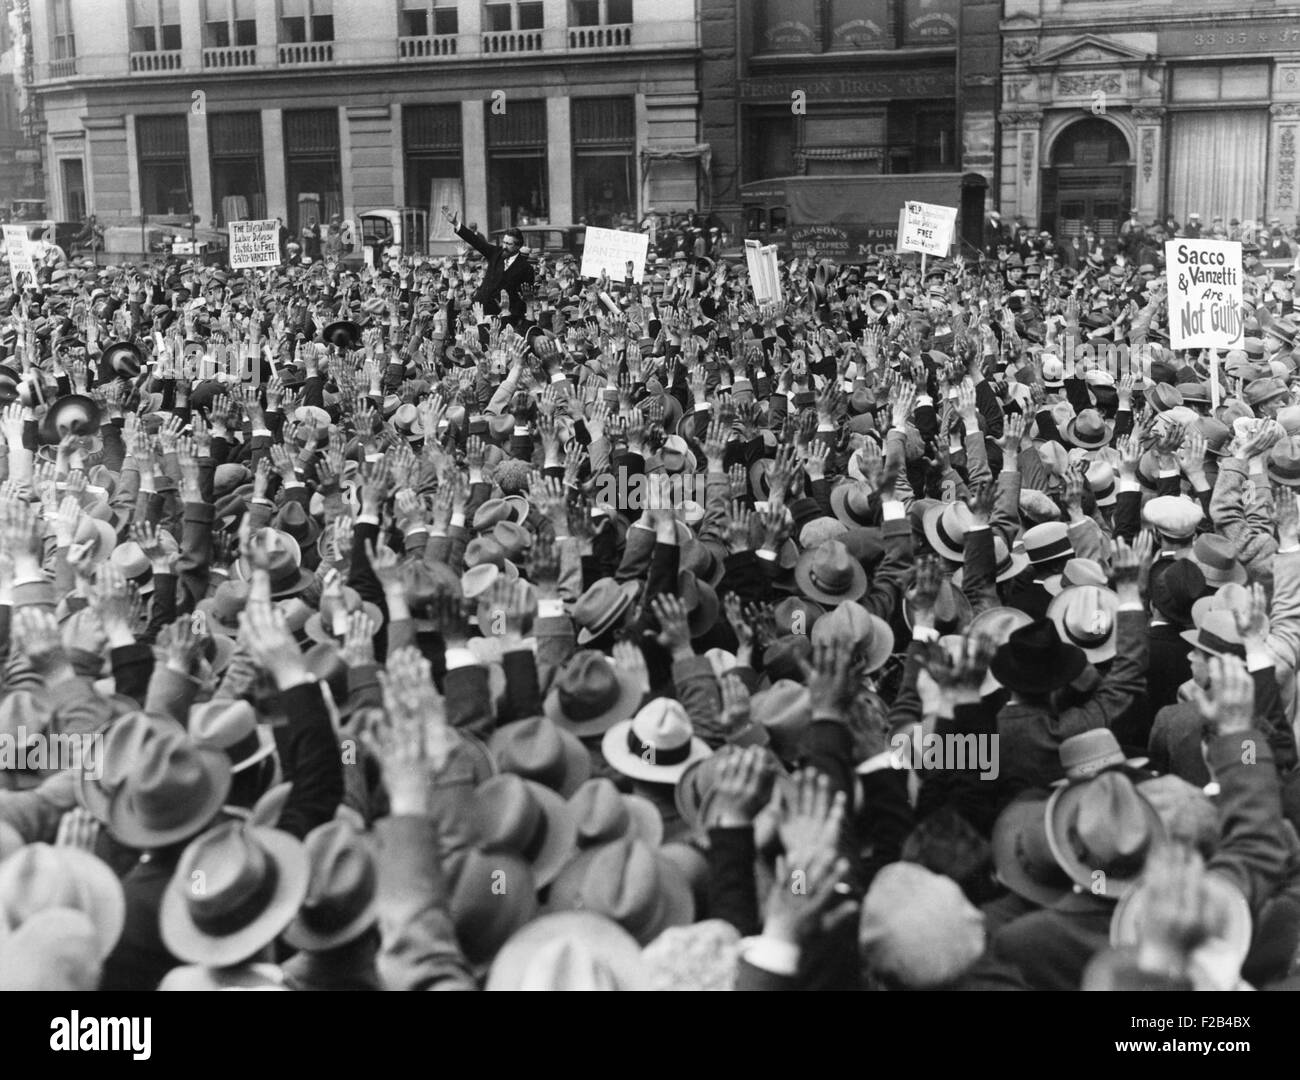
[3,226,35,283]
[745,239,783,305]
[1164,238,1243,350]
[898,201,957,257]
[580,226,649,285]
[228,219,282,269]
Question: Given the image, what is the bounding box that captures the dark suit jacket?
[455,223,535,320]
[99,850,183,991]
[1147,622,1193,717]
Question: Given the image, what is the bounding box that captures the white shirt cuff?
[740,936,801,977]
[444,647,479,670]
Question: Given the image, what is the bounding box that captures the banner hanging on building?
[898,201,957,257]
[580,226,649,284]
[744,239,783,305]
[3,226,35,283]
[228,219,282,269]
[1164,239,1244,350]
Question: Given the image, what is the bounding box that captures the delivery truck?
[737,172,988,264]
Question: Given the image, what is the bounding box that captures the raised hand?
[1189,654,1255,736]
[709,745,774,826]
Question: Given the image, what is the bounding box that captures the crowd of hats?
[3,215,1300,994]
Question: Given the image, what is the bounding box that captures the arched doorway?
[1041,118,1133,241]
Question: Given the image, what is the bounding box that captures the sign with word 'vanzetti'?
[580,226,649,285]
[228,219,282,269]
[898,201,957,257]
[3,225,35,282]
[1165,239,1243,350]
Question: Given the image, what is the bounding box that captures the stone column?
[1269,103,1300,226]
[262,109,287,223]
[461,100,487,233]
[1131,106,1165,225]
[998,110,1043,227]
[187,107,213,226]
[546,96,572,225]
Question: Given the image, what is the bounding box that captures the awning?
[640,143,712,177]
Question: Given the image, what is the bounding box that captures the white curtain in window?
[429,178,462,242]
[1166,110,1268,226]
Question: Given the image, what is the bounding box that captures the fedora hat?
[1045,771,1164,898]
[39,394,102,444]
[1057,728,1148,782]
[492,520,533,560]
[486,911,650,990]
[322,320,361,350]
[449,849,539,967]
[903,577,972,634]
[772,596,825,637]
[160,821,309,967]
[489,715,592,797]
[794,540,869,606]
[677,570,720,639]
[1191,534,1247,586]
[921,502,974,562]
[75,710,175,822]
[471,773,577,887]
[602,698,711,785]
[547,837,694,946]
[272,501,322,549]
[105,727,233,849]
[568,777,663,850]
[1064,409,1112,451]
[1150,559,1208,627]
[1268,436,1300,487]
[233,529,313,598]
[572,577,640,646]
[1180,609,1246,659]
[951,535,1031,588]
[282,821,378,952]
[748,681,812,759]
[1144,383,1184,413]
[303,586,384,646]
[810,601,895,673]
[829,481,878,529]
[989,618,1087,695]
[101,340,142,377]
[0,909,103,991]
[991,793,1073,907]
[188,699,278,775]
[543,650,643,738]
[1047,584,1120,663]
[0,844,126,961]
[196,580,251,637]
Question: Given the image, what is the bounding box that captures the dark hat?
[39,394,102,444]
[989,618,1087,695]
[323,320,361,350]
[102,341,143,378]
[1149,559,1207,627]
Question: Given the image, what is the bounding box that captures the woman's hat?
[160,821,309,967]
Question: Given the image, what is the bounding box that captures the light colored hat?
[601,698,712,785]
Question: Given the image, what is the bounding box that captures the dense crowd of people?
[0,194,1298,993]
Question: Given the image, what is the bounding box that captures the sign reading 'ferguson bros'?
[737,70,956,102]
[1165,239,1244,350]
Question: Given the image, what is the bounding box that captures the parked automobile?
[491,224,586,259]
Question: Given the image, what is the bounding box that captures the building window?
[136,115,191,216]
[827,0,890,49]
[755,0,817,53]
[50,0,76,59]
[484,2,543,32]
[744,108,797,182]
[900,0,958,46]
[572,97,635,228]
[284,109,342,235]
[571,0,632,25]
[280,0,334,43]
[204,0,257,48]
[400,1,459,36]
[1170,63,1269,103]
[62,159,87,220]
[404,105,463,243]
[210,113,266,225]
[485,98,547,232]
[132,0,182,52]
